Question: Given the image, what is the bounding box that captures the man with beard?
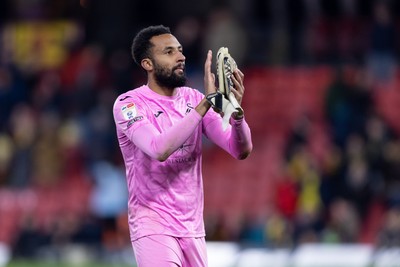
[112,25,252,267]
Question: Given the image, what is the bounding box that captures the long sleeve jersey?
[113,85,252,241]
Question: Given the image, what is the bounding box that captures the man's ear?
[141,58,153,71]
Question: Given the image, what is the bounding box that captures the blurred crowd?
[202,63,400,249]
[0,0,400,262]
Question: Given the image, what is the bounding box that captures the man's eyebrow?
[162,45,183,52]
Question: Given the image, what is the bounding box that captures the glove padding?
[206,47,244,131]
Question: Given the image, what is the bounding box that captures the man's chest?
[144,99,196,129]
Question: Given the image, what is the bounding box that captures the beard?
[153,61,187,89]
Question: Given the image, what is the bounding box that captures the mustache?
[173,63,185,71]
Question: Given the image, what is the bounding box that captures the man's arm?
[123,111,203,161]
[203,114,253,160]
[195,50,216,116]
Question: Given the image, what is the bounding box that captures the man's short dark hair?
[131,25,171,66]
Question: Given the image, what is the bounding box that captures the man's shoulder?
[117,86,145,100]
[178,86,196,92]
[113,86,145,110]
[177,86,203,97]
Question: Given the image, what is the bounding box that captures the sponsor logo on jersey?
[121,102,137,120]
[126,116,144,128]
[166,157,196,164]
[185,103,194,115]
[119,96,131,101]
[154,111,164,118]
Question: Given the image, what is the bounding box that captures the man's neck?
[147,80,176,96]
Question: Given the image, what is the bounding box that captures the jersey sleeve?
[113,97,150,133]
[113,95,203,161]
[202,110,253,160]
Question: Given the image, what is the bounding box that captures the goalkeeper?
[113,25,252,267]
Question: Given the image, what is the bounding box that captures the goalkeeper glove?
[206,47,244,130]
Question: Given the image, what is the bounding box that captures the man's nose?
[178,52,186,61]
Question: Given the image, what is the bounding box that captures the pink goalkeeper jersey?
[113,85,252,242]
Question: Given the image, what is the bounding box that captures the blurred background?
[0,0,400,266]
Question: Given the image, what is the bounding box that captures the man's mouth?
[175,64,185,73]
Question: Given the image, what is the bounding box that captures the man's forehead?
[151,34,181,50]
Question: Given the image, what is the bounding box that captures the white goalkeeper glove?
[206,47,244,131]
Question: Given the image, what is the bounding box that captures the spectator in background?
[174,16,203,71]
[108,49,136,95]
[324,65,373,147]
[0,134,14,186]
[173,16,205,91]
[325,65,356,146]
[264,211,293,248]
[31,70,62,114]
[381,138,400,207]
[7,104,37,188]
[60,44,110,115]
[275,166,299,221]
[0,65,27,131]
[364,113,392,198]
[321,198,360,243]
[30,111,63,187]
[319,144,344,213]
[365,1,397,85]
[203,7,248,66]
[287,145,324,246]
[341,155,373,220]
[376,206,400,247]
